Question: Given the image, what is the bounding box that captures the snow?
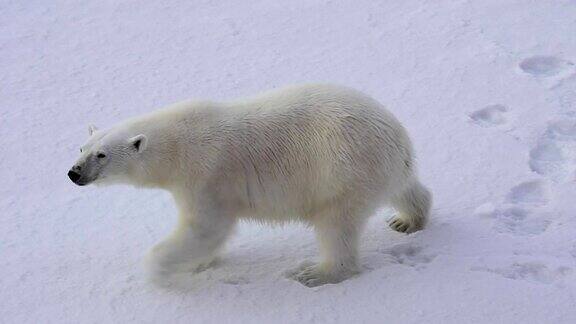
[2,0,576,322]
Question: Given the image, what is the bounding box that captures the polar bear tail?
[390,179,432,232]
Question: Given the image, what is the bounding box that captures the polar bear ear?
[128,134,148,153]
[88,124,98,136]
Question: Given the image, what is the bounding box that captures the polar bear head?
[68,125,148,186]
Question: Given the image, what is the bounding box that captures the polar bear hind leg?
[388,180,431,234]
[287,199,372,287]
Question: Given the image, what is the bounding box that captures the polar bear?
[68,84,431,287]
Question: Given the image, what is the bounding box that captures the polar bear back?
[120,84,415,221]
[217,84,414,219]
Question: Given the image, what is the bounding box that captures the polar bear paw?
[285,261,357,287]
[144,256,216,288]
[144,242,217,287]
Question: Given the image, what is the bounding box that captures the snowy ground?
[2,0,576,323]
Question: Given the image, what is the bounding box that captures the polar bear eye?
[97,153,106,159]
[80,148,83,153]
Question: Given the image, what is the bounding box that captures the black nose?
[68,170,81,183]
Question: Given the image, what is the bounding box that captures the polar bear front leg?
[145,196,236,281]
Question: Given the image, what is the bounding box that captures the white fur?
[71,84,431,287]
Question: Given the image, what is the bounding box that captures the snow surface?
[2,0,576,323]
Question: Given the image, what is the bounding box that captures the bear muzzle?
[68,170,83,184]
[68,165,90,186]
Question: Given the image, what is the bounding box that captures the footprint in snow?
[506,180,551,206]
[519,56,574,77]
[547,119,576,140]
[468,104,509,127]
[472,262,571,285]
[491,207,551,236]
[383,243,436,269]
[474,201,551,237]
[530,120,576,181]
[529,141,569,180]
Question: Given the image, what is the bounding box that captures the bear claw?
[388,217,412,233]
